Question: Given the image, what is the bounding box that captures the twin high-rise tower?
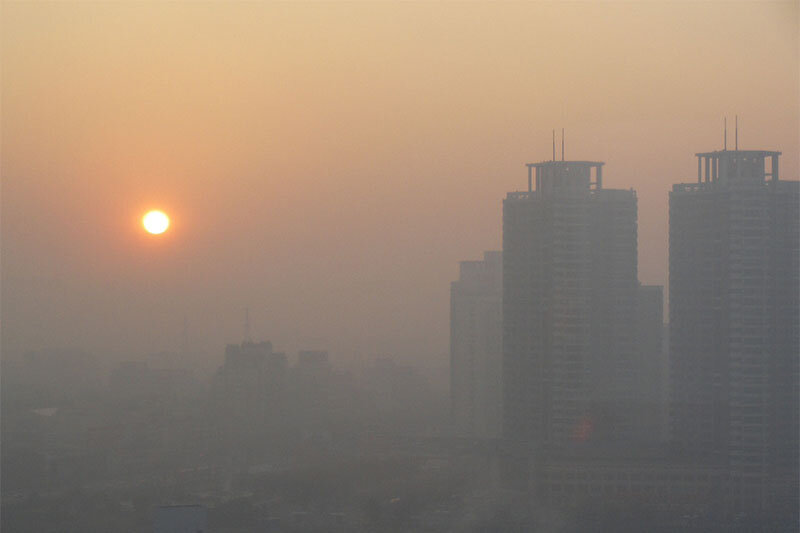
[450,137,798,520]
[669,149,799,510]
[502,159,661,450]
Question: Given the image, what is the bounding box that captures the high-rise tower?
[669,148,799,514]
[502,159,641,450]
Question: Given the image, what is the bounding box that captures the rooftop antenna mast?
[561,128,565,161]
[724,117,727,151]
[552,129,556,161]
[244,307,252,343]
[735,115,738,150]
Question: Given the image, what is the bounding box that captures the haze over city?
[1,2,798,532]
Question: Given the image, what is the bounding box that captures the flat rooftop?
[526,160,604,168]
[695,149,781,157]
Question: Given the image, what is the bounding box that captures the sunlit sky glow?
[2,2,797,367]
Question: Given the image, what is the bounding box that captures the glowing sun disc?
[143,210,170,234]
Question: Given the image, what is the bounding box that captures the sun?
[142,210,170,235]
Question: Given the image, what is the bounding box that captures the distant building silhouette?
[669,148,799,514]
[215,341,287,415]
[450,251,503,439]
[211,341,287,462]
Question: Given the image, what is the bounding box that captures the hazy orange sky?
[2,2,797,368]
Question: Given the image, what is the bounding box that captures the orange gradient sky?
[2,2,798,367]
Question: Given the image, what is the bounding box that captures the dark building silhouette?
[669,148,799,515]
[450,251,503,439]
[503,158,649,450]
[214,341,287,415]
[211,341,287,462]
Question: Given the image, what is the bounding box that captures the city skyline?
[2,3,798,529]
[444,140,797,526]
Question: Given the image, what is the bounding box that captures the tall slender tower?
[503,159,640,451]
[669,148,799,515]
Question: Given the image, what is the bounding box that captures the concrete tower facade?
[669,149,799,513]
[502,159,640,450]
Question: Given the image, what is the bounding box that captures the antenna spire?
[561,128,565,161]
[552,129,556,161]
[724,117,727,150]
[735,115,738,150]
